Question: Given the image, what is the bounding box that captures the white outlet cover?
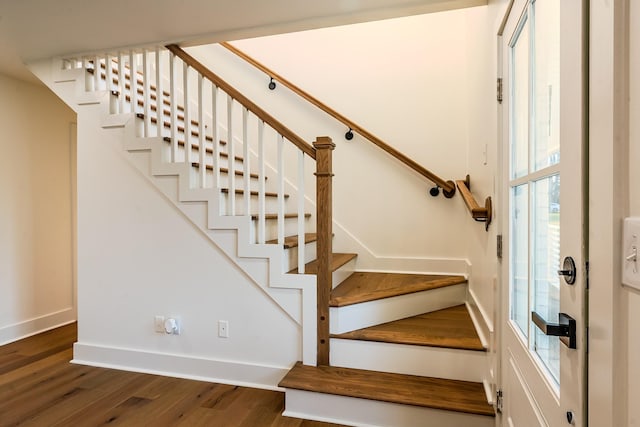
[623,217,640,290]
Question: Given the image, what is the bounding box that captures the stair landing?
[331,304,485,351]
[279,362,494,417]
[329,272,467,307]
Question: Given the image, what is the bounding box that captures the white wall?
[72,105,301,388]
[0,73,76,344]
[190,8,504,289]
[191,10,474,262]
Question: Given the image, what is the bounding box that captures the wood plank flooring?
[329,272,467,307]
[279,362,494,417]
[0,324,344,427]
[331,304,486,351]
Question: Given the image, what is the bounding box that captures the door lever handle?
[531,311,577,349]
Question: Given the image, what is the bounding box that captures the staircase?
[32,45,495,427]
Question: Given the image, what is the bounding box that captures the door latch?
[531,311,577,349]
[557,256,577,285]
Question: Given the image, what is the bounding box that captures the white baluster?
[84,58,91,92]
[227,95,235,215]
[258,121,266,244]
[277,134,285,246]
[183,62,191,165]
[130,51,137,114]
[169,53,177,162]
[155,47,163,137]
[105,53,112,93]
[198,74,206,188]
[93,55,99,91]
[243,108,250,216]
[297,150,305,274]
[142,50,151,137]
[118,52,125,114]
[211,85,219,189]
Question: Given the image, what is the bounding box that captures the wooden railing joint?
[456,174,492,231]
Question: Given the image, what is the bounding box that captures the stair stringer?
[33,58,319,366]
[119,116,320,367]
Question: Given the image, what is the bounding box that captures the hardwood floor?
[0,324,344,427]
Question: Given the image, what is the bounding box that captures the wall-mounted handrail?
[166,44,316,160]
[455,175,492,231]
[220,42,456,198]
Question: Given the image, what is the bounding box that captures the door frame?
[587,0,630,426]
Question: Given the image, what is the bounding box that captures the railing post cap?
[313,136,335,150]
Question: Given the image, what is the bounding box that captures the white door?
[499,0,586,426]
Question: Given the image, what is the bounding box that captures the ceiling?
[0,0,485,84]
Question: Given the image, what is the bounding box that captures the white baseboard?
[466,287,494,349]
[72,342,290,391]
[0,308,76,346]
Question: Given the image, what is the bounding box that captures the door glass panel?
[533,175,560,382]
[510,183,529,337]
[508,0,562,388]
[510,16,529,179]
[532,0,560,171]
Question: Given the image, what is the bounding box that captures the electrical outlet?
[218,320,229,338]
[164,317,181,335]
[154,315,165,333]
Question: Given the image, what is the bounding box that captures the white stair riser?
[218,193,290,217]
[330,283,467,334]
[283,389,494,427]
[284,243,317,272]
[333,258,357,288]
[251,218,315,246]
[330,338,487,382]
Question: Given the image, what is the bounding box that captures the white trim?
[466,287,494,349]
[332,218,472,276]
[72,342,289,391]
[283,389,495,427]
[483,379,494,405]
[0,308,76,346]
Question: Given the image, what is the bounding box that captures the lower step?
[330,305,488,381]
[279,362,494,427]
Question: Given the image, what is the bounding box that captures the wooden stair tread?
[162,136,228,149]
[221,188,286,198]
[250,213,312,220]
[289,253,357,274]
[191,162,260,179]
[331,304,485,351]
[330,272,467,307]
[266,233,317,249]
[279,362,494,417]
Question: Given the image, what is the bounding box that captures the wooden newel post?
[314,136,335,366]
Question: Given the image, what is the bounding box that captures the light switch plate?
[622,217,640,289]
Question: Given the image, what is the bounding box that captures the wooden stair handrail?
[455,175,492,231]
[221,42,456,198]
[166,44,316,160]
